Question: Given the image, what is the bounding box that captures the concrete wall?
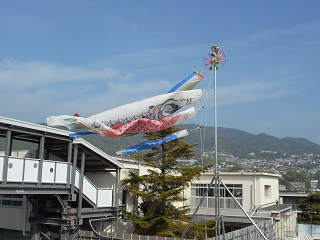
[275,210,297,239]
[254,174,279,209]
[86,172,116,189]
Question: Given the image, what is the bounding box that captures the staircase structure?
[0,116,123,240]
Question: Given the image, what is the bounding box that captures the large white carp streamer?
[47,70,204,139]
[47,89,201,132]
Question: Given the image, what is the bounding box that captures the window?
[264,185,271,198]
[191,183,243,209]
[220,184,242,198]
[191,184,207,196]
[0,195,23,208]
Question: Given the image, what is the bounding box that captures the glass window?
[234,189,242,197]
[191,184,243,209]
[208,188,214,197]
[0,195,23,208]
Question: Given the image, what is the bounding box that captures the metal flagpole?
[209,45,267,239]
[214,57,221,240]
[181,45,224,240]
[182,45,266,239]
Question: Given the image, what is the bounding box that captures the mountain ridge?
[80,124,320,159]
[2,123,319,160]
[182,124,320,158]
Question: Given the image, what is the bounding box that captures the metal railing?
[0,155,113,208]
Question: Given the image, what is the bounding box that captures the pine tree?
[121,126,215,238]
[298,192,320,224]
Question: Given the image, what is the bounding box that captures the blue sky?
[1,1,320,144]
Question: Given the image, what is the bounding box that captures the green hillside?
[1,124,320,160]
[79,124,320,159]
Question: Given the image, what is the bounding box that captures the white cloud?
[0,58,178,122]
[0,59,118,87]
[218,80,290,106]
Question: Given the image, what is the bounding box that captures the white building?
[185,172,296,239]
[187,172,280,211]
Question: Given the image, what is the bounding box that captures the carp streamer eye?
[162,105,173,116]
[156,101,180,120]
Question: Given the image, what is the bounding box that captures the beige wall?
[253,174,279,209]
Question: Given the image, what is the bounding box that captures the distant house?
[290,181,306,191]
[279,190,312,211]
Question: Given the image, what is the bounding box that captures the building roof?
[0,116,123,171]
[201,172,281,178]
[73,138,123,170]
[279,191,309,197]
[0,116,71,137]
[258,204,292,213]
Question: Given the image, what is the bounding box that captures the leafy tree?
[121,127,215,238]
[313,171,320,189]
[279,177,291,190]
[282,170,311,190]
[298,192,320,224]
